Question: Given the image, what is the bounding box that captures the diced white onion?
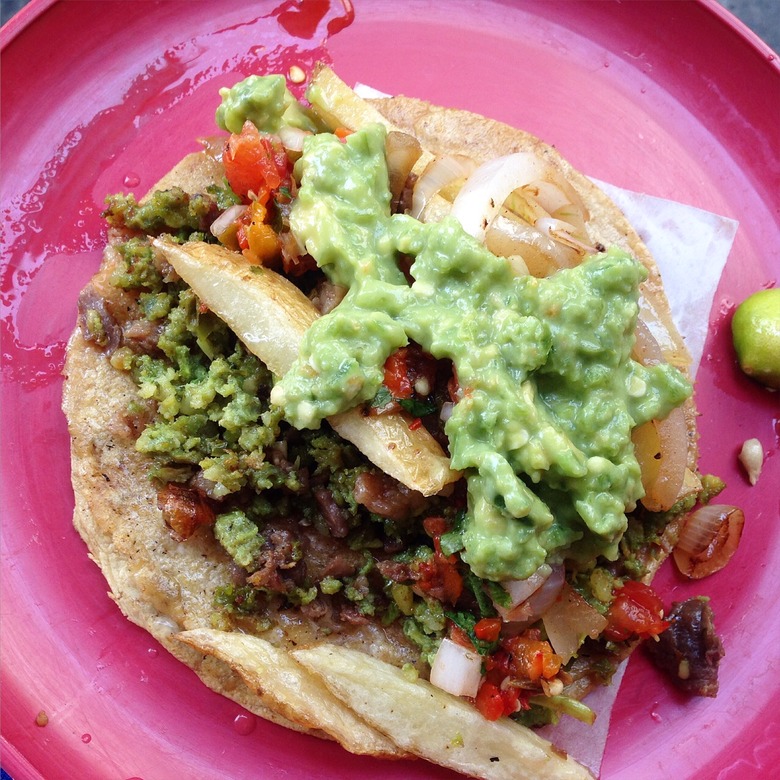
[209,204,248,240]
[429,638,483,698]
[496,563,565,626]
[495,564,552,617]
[278,125,310,153]
[439,401,454,423]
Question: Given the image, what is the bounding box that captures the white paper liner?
[593,181,738,376]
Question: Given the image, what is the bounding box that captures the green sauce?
[272,123,691,581]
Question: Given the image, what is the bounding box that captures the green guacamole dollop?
[215,74,318,135]
[272,123,691,581]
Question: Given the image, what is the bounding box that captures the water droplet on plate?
[233,712,257,736]
[123,173,140,188]
[81,733,92,744]
[650,708,662,723]
[147,647,159,658]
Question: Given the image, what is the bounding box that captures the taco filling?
[71,68,722,740]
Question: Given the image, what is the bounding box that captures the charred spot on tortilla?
[62,65,726,779]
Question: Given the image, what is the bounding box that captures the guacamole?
[149,75,691,584]
[215,74,319,135]
[269,123,691,581]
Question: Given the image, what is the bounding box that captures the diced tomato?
[418,516,463,603]
[334,126,354,140]
[475,681,505,721]
[603,580,670,642]
[234,200,280,264]
[499,684,521,715]
[383,348,414,399]
[474,617,502,643]
[423,516,448,540]
[475,680,522,721]
[417,551,463,605]
[484,648,513,679]
[223,121,290,201]
[502,635,562,681]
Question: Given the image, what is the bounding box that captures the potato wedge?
[176,629,404,757]
[307,64,435,179]
[293,644,594,780]
[154,239,459,496]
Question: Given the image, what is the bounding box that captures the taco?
[63,65,715,779]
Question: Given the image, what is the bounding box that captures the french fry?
[307,64,435,179]
[154,239,459,496]
[293,644,594,780]
[176,629,404,757]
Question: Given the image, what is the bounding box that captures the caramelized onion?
[523,179,573,215]
[632,317,664,366]
[633,406,688,512]
[451,152,552,241]
[485,212,578,277]
[542,584,608,664]
[411,155,476,220]
[385,131,422,205]
[631,319,692,511]
[451,152,592,263]
[535,216,597,254]
[673,505,745,579]
[637,293,691,371]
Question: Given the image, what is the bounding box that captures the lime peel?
[731,288,780,389]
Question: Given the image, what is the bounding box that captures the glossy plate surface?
[2,1,778,778]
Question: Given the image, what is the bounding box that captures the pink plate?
[2,1,779,778]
